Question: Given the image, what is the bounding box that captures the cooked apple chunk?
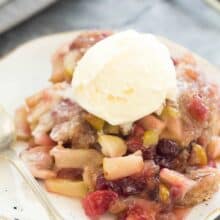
[50,146,103,169]
[139,115,165,133]
[45,178,88,198]
[143,130,159,146]
[189,143,207,166]
[98,134,127,157]
[84,113,105,131]
[160,168,196,200]
[160,106,183,143]
[103,151,144,180]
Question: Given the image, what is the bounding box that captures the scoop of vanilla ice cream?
[72,30,177,125]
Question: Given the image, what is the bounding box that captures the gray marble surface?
[0,0,219,67]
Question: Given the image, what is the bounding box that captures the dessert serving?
[14,30,220,220]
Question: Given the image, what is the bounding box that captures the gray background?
[0,0,219,66]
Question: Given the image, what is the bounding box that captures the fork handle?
[0,153,64,220]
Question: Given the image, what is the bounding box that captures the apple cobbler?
[15,31,220,220]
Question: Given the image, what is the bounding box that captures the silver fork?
[0,106,63,220]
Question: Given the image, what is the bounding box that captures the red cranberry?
[142,146,156,160]
[187,96,209,122]
[156,139,180,158]
[96,174,122,195]
[126,124,145,152]
[155,154,184,170]
[120,177,146,196]
[96,174,145,197]
[133,124,145,137]
[126,136,143,152]
[83,190,118,217]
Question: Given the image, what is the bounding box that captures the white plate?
[0,31,220,220]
